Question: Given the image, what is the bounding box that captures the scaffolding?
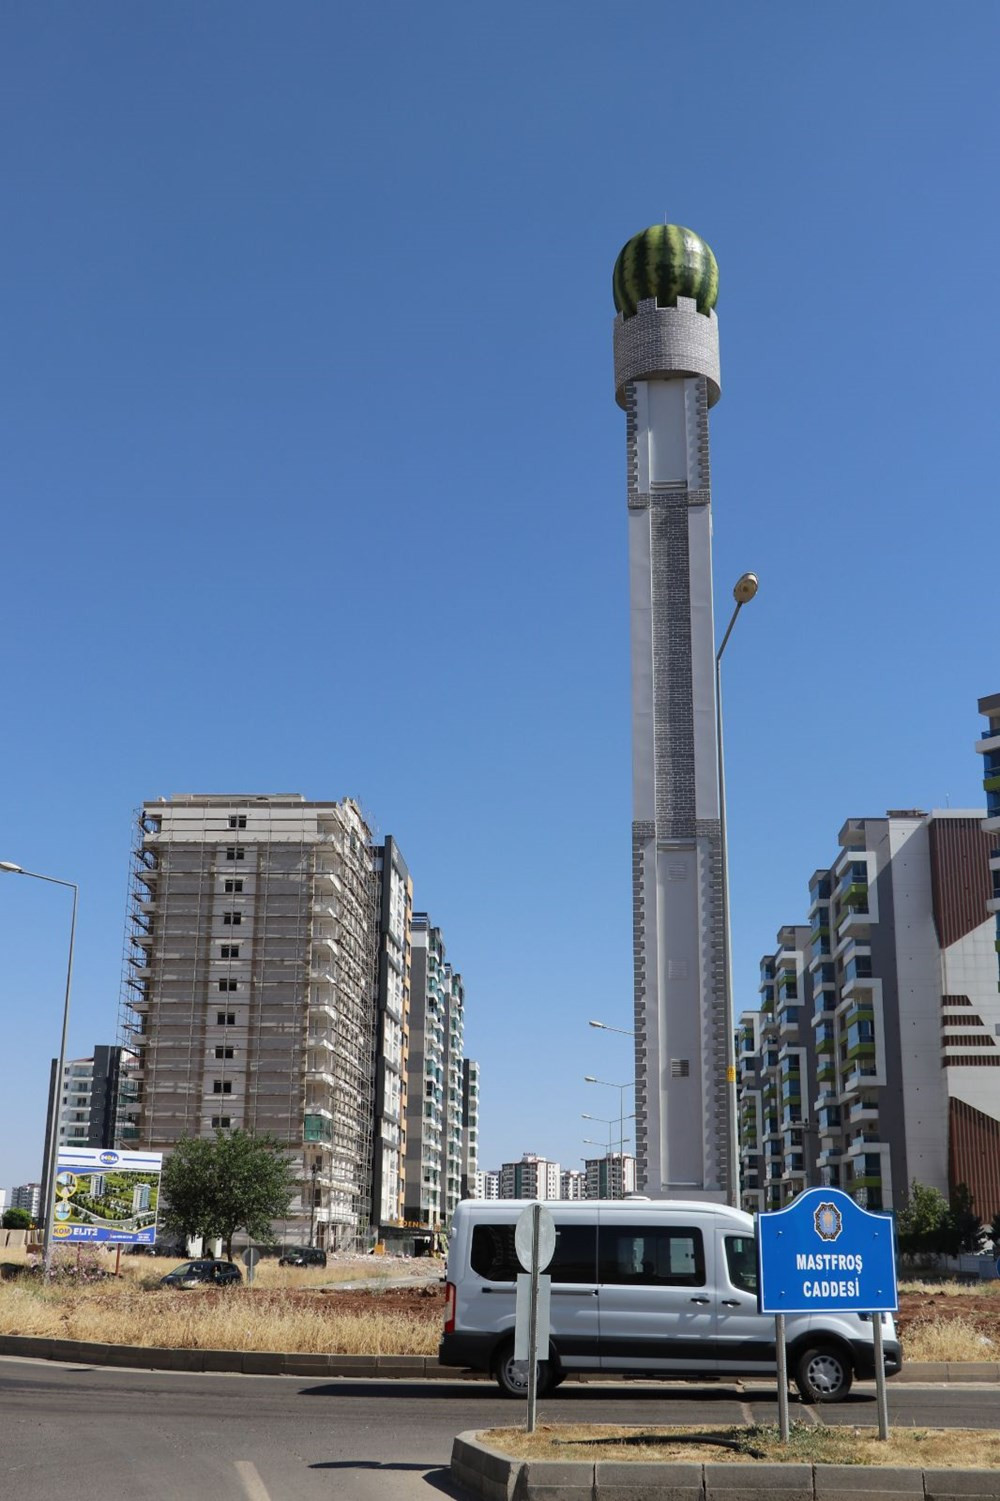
[116,794,378,1249]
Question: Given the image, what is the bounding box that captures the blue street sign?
[756,1187,897,1315]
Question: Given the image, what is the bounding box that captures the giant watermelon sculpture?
[612,224,719,318]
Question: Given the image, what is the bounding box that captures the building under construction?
[119,793,377,1249]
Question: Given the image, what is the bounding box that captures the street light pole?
[584,1076,630,1198]
[715,572,758,1209]
[0,862,78,1273]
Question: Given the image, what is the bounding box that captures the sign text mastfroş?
[756,1186,898,1315]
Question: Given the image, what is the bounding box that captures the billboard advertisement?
[50,1147,162,1245]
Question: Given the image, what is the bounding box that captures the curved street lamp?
[716,572,759,1208]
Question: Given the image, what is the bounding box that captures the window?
[223,911,242,926]
[211,1116,231,1128]
[225,846,245,862]
[228,815,246,829]
[597,1226,705,1287]
[215,1046,234,1060]
[216,1012,236,1026]
[212,1080,233,1095]
[218,978,238,992]
[724,1236,758,1294]
[221,944,239,959]
[224,879,244,894]
[470,1223,597,1283]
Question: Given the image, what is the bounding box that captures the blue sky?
[1,4,997,1195]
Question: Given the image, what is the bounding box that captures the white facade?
[471,1170,499,1200]
[560,1169,587,1201]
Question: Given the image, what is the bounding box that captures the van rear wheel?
[493,1340,552,1399]
[794,1344,853,1403]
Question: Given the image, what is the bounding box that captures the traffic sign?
[515,1204,555,1273]
[757,1186,897,1315]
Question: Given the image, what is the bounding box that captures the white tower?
[612,224,731,1202]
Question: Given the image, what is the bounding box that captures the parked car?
[278,1246,327,1268]
[160,1258,243,1289]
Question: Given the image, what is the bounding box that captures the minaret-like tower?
[613,224,730,1202]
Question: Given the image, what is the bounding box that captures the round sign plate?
[242,1247,260,1268]
[514,1204,556,1272]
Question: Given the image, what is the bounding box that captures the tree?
[161,1131,295,1260]
[948,1183,986,1256]
[895,1180,951,1257]
[1,1207,31,1230]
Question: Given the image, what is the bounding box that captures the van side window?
[724,1235,758,1295]
[470,1223,597,1283]
[598,1226,705,1287]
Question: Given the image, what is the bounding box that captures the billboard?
[50,1147,163,1245]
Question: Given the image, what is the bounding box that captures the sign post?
[514,1203,555,1434]
[757,1187,897,1440]
[242,1246,260,1286]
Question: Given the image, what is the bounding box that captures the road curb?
[0,1334,995,1386]
[451,1431,1000,1501]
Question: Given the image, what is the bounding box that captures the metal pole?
[716,608,741,1209]
[526,1203,540,1434]
[40,878,77,1276]
[775,1314,789,1441]
[618,1087,625,1199]
[872,1315,889,1440]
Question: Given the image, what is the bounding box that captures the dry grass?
[902,1314,997,1362]
[899,1279,1000,1298]
[0,1247,442,1354]
[0,1282,438,1354]
[485,1423,1000,1468]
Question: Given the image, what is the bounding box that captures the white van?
[440,1198,901,1402]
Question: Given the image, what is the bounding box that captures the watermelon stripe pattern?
[612,224,719,318]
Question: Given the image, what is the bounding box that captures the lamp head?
[0,861,23,874]
[733,572,759,606]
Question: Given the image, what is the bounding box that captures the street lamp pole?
[0,862,78,1273]
[584,1076,630,1198]
[715,572,758,1210]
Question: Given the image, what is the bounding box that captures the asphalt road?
[2,1357,996,1501]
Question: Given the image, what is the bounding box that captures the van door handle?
[721,1299,742,1307]
[689,1296,710,1304]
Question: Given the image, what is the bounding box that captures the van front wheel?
[493,1341,552,1399]
[794,1344,853,1403]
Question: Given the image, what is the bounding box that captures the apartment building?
[371,837,412,1232]
[738,808,1000,1217]
[120,794,377,1248]
[40,1045,138,1221]
[748,925,817,1213]
[584,1152,637,1199]
[560,1169,587,1201]
[461,1059,480,1200]
[471,1170,499,1200]
[403,915,466,1227]
[499,1154,561,1199]
[11,1184,41,1219]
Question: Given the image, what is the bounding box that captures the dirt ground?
[310,1281,1000,1344]
[894,1285,1000,1344]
